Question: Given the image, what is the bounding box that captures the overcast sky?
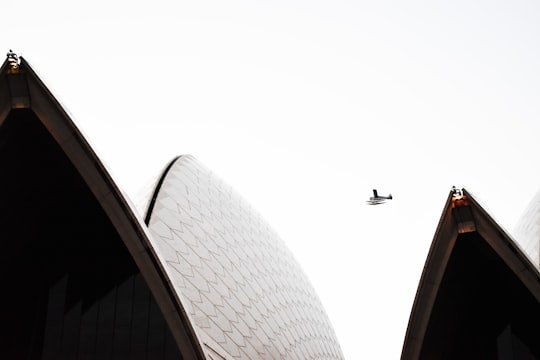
[5,0,540,358]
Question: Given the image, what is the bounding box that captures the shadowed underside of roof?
[0,57,204,359]
[401,189,540,360]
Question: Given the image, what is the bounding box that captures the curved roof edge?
[0,56,206,360]
[401,188,540,359]
[144,155,182,225]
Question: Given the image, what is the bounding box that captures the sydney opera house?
[1,53,539,359]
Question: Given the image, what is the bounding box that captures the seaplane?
[366,189,392,205]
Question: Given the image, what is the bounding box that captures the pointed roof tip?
[446,187,531,256]
[402,185,540,359]
[6,49,20,70]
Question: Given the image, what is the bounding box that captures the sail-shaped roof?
[401,188,540,359]
[0,53,344,359]
[144,155,344,359]
[0,55,204,359]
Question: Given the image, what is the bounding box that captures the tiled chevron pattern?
[514,190,540,270]
[146,155,344,359]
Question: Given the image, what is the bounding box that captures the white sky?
[4,0,540,358]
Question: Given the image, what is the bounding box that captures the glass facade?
[419,233,540,359]
[0,110,182,359]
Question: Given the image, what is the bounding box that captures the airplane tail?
[372,189,378,197]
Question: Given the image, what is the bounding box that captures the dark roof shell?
[401,188,540,359]
[0,56,205,359]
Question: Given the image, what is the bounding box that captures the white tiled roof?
[146,155,344,359]
[514,189,540,270]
